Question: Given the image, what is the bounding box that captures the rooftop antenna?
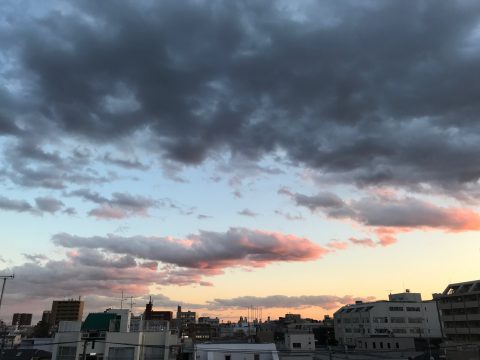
[0,274,14,315]
[129,296,136,311]
[118,290,127,309]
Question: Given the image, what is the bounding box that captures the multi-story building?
[198,317,220,326]
[12,313,32,326]
[41,310,51,324]
[434,279,480,359]
[144,299,173,321]
[176,306,196,329]
[334,290,442,350]
[52,309,179,360]
[50,299,84,326]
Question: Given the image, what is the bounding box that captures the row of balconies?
[438,301,480,309]
[442,314,480,322]
[444,327,480,335]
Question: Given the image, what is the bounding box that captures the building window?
[254,354,260,360]
[406,307,420,312]
[408,318,423,324]
[395,343,399,349]
[387,343,391,349]
[389,306,404,312]
[292,343,301,349]
[108,347,134,360]
[57,346,76,360]
[225,355,231,360]
[372,342,376,349]
[380,342,383,349]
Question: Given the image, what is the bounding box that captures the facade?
[435,280,480,359]
[51,309,179,360]
[176,306,196,329]
[334,290,442,348]
[144,300,173,321]
[50,299,84,326]
[42,311,52,324]
[12,313,32,326]
[195,343,279,360]
[198,317,220,326]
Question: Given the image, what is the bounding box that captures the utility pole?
[0,275,14,316]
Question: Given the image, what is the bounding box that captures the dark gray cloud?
[103,153,149,170]
[35,196,64,213]
[0,196,33,212]
[0,1,479,196]
[0,195,68,215]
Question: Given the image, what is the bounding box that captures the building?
[176,306,196,329]
[334,290,442,350]
[50,299,84,326]
[144,299,173,321]
[198,317,220,326]
[41,311,51,324]
[195,343,279,360]
[0,349,51,360]
[51,309,179,360]
[12,313,32,326]
[434,279,480,359]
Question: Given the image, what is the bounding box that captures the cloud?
[0,195,68,215]
[52,227,328,270]
[283,190,480,245]
[0,196,33,213]
[326,240,349,251]
[103,153,149,170]
[0,1,479,197]
[35,197,64,213]
[70,189,156,219]
[348,237,376,248]
[238,208,258,217]
[274,210,304,221]
[2,227,329,303]
[22,254,48,263]
[207,294,376,311]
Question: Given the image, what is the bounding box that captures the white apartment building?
[52,309,179,360]
[334,290,442,348]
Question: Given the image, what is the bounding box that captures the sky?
[0,0,480,323]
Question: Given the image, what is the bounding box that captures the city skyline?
[1,0,480,322]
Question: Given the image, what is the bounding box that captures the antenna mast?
[0,274,15,315]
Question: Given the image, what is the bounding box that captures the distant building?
[50,299,84,326]
[198,317,220,326]
[12,313,32,326]
[144,299,173,321]
[41,311,51,325]
[334,290,442,350]
[434,279,480,359]
[176,306,196,329]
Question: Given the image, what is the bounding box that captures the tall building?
[435,279,480,358]
[176,305,196,329]
[41,310,51,324]
[334,290,442,350]
[50,299,84,326]
[12,313,32,326]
